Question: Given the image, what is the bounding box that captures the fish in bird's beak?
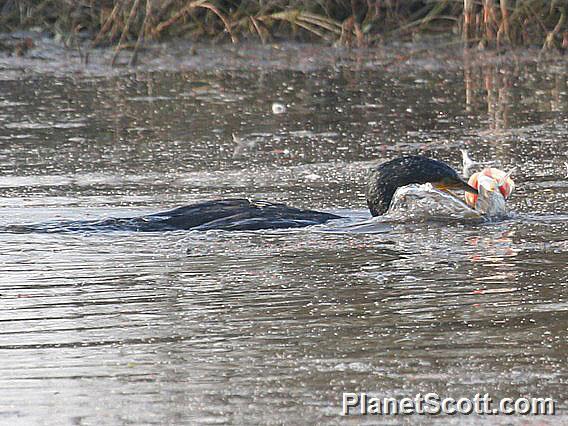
[474,174,508,216]
[464,167,515,208]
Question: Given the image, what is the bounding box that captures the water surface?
[0,39,567,424]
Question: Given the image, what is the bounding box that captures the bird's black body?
[107,199,340,231]
[8,199,341,233]
[366,156,474,216]
[5,156,474,233]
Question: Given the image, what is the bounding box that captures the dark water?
[0,40,567,424]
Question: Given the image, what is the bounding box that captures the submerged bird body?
[9,199,341,233]
[138,199,341,231]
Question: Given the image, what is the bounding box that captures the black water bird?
[366,155,477,216]
[9,156,477,233]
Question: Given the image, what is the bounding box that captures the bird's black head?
[366,155,477,216]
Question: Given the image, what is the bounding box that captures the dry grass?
[0,1,566,53]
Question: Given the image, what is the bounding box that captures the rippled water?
[0,39,567,424]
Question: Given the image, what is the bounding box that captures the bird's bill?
[434,179,478,195]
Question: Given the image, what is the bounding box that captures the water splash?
[387,183,485,222]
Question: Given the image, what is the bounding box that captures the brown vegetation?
[0,1,566,53]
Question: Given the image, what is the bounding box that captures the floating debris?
[271,102,287,114]
[232,133,258,159]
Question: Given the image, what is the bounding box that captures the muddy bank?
[1,31,567,79]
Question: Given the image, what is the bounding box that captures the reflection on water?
[0,42,567,423]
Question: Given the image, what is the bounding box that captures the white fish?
[474,174,508,218]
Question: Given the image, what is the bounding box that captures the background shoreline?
[0,0,566,61]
